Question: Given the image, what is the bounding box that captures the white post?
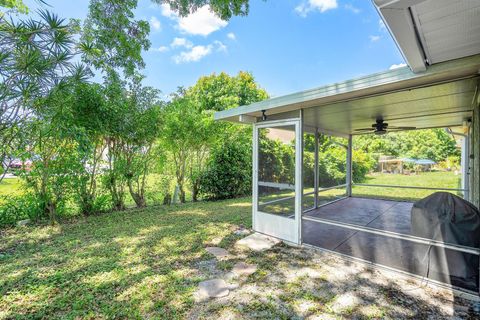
[346,134,353,197]
[314,128,319,208]
[252,124,258,231]
[461,134,469,201]
[296,110,304,244]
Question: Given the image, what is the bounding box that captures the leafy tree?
[354,129,459,162]
[123,79,162,207]
[21,86,86,222]
[151,0,250,20]
[67,82,111,215]
[188,71,268,112]
[160,92,215,203]
[100,72,130,210]
[186,72,267,200]
[0,0,28,13]
[0,10,89,182]
[199,134,252,200]
[80,0,150,78]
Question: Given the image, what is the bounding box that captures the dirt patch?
[189,243,474,319]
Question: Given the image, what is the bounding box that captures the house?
[214,0,480,298]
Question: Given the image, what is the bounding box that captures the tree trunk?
[192,183,198,202]
[163,193,171,205]
[179,184,186,203]
[128,179,146,208]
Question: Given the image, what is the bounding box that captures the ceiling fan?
[354,119,416,135]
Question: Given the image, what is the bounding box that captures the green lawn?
[353,171,462,201]
[0,178,23,198]
[0,198,252,319]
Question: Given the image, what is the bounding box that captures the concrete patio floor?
[302,197,479,293]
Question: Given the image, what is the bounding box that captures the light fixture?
[261,110,267,121]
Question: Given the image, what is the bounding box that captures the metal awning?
[214,55,480,135]
[374,0,480,72]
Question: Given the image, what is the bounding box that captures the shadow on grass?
[0,198,252,319]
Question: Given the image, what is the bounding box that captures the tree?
[122,79,162,207]
[67,82,110,215]
[160,91,215,203]
[80,0,150,78]
[0,10,89,182]
[185,72,267,200]
[0,0,28,13]
[354,129,460,162]
[151,0,251,20]
[21,85,86,222]
[188,71,268,112]
[199,134,252,200]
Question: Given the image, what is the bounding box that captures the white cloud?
[149,16,161,31]
[160,4,178,19]
[227,32,236,40]
[160,4,227,36]
[369,35,381,42]
[295,0,338,17]
[389,63,407,70]
[171,37,193,48]
[214,40,227,52]
[173,45,213,63]
[178,6,227,36]
[379,19,387,32]
[344,4,360,14]
[172,40,227,63]
[152,46,169,53]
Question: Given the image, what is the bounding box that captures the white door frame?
[253,118,302,244]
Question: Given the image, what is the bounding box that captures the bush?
[304,146,375,187]
[199,140,251,200]
[0,193,43,227]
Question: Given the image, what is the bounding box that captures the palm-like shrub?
[0,10,89,181]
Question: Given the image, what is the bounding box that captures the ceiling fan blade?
[354,128,374,132]
[387,126,416,130]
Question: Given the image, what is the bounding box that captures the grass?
[0,177,469,319]
[258,171,459,214]
[0,177,23,197]
[353,171,462,201]
[0,198,252,319]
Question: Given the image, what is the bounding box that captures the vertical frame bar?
[252,123,258,231]
[461,134,469,201]
[296,110,304,244]
[314,128,319,208]
[346,134,353,197]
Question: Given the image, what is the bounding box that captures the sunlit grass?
[0,177,24,197]
[0,197,252,319]
[353,171,462,201]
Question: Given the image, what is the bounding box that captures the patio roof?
[214,55,480,135]
[374,0,480,72]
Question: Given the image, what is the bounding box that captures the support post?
[314,128,319,208]
[346,134,353,197]
[461,134,469,201]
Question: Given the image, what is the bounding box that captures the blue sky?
[24,0,406,98]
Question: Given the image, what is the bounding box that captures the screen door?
[253,119,301,244]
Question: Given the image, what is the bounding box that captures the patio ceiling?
[214,55,480,135]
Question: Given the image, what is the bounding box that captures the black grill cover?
[411,192,480,291]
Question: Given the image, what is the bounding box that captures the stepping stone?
[232,262,257,276]
[205,247,229,259]
[234,228,250,236]
[16,219,30,227]
[235,233,281,251]
[195,279,230,301]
